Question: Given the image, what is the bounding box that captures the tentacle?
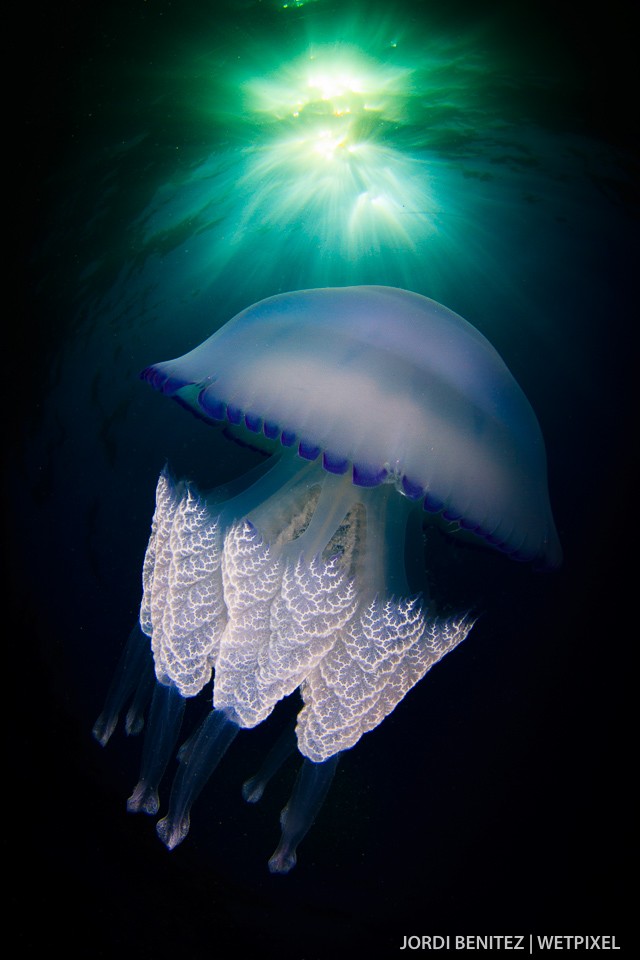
[127,681,185,815]
[242,723,297,804]
[156,708,239,850]
[268,753,340,875]
[93,622,154,747]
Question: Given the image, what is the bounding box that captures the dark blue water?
[12,0,635,956]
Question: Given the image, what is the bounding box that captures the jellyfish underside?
[95,450,473,872]
[94,285,560,872]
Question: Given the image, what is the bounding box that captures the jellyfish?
[94,285,561,873]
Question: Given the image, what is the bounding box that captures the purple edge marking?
[298,439,322,461]
[245,412,262,433]
[142,369,532,563]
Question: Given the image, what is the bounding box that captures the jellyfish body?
[95,285,561,872]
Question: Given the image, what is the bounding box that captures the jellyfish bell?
[94,285,561,873]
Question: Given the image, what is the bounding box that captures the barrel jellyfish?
[94,285,561,873]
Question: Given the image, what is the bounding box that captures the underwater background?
[12,0,635,956]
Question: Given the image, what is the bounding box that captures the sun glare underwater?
[28,0,635,887]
